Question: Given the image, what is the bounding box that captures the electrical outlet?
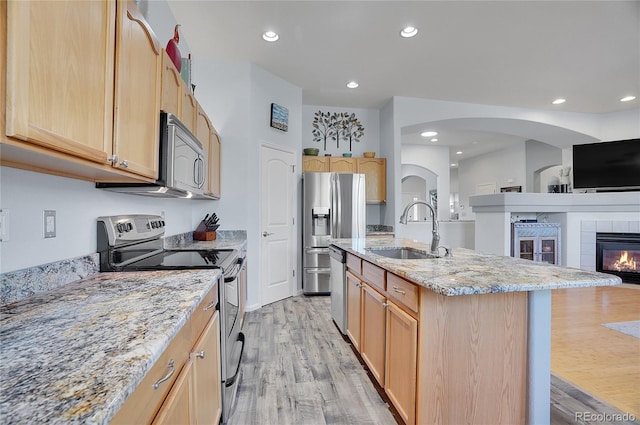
[0,209,9,242]
[44,210,56,238]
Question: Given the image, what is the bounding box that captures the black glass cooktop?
[117,249,236,271]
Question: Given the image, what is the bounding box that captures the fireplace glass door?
[596,233,640,284]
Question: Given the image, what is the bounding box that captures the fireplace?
[596,233,640,284]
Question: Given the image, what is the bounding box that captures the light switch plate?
[44,210,56,238]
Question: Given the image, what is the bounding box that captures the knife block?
[193,220,217,241]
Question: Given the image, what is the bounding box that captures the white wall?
[0,166,211,272]
[302,106,380,157]
[525,139,562,192]
[400,145,450,221]
[457,144,526,220]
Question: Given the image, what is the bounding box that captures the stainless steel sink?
[366,247,436,260]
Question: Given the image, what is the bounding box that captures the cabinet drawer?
[346,253,362,275]
[190,281,219,344]
[111,320,191,425]
[387,273,419,314]
[362,261,385,292]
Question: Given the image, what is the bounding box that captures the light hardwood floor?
[551,284,640,418]
[229,288,639,425]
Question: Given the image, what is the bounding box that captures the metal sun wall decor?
[312,111,364,151]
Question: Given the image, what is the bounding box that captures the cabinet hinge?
[291,164,295,173]
[292,269,295,277]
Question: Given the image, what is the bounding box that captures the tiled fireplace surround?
[580,220,640,272]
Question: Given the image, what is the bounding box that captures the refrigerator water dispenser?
[311,207,330,236]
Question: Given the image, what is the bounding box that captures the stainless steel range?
[97,214,245,424]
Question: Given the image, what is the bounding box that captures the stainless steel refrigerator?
[302,172,366,294]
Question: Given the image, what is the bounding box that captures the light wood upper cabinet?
[112,0,161,179]
[196,102,221,199]
[182,91,197,135]
[330,157,356,172]
[5,0,116,164]
[302,155,329,172]
[160,49,183,118]
[357,158,386,203]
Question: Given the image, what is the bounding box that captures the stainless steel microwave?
[97,112,207,198]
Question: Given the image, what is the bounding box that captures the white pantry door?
[260,145,296,306]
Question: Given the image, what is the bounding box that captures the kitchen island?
[330,237,620,425]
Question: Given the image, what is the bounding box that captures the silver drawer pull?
[393,286,406,295]
[153,359,175,390]
[195,351,205,359]
[203,300,216,311]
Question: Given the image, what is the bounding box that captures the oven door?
[220,256,245,423]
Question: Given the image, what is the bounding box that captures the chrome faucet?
[399,200,440,254]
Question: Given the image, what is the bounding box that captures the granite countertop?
[331,237,621,296]
[164,230,247,252]
[0,269,222,424]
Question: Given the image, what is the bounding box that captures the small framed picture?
[270,103,288,132]
[500,185,522,193]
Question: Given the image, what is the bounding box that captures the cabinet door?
[113,0,161,179]
[357,158,386,203]
[385,301,418,425]
[329,157,356,172]
[152,359,193,425]
[539,237,557,264]
[160,49,182,118]
[192,312,222,425]
[517,238,535,261]
[346,271,363,351]
[5,1,115,164]
[182,90,197,134]
[361,283,386,386]
[208,132,222,198]
[302,156,329,172]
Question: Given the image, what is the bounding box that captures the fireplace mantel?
[470,192,640,214]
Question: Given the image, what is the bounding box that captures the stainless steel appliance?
[302,172,365,294]
[329,244,347,333]
[96,112,208,198]
[97,214,244,424]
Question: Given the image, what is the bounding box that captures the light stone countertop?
[0,269,222,425]
[331,237,621,296]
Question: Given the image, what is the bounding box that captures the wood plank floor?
[229,290,639,425]
[551,284,640,418]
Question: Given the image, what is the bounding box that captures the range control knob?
[126,223,133,232]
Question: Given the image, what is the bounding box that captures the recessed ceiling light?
[620,95,636,102]
[456,151,463,155]
[421,131,438,137]
[346,81,359,89]
[450,163,457,167]
[400,26,418,38]
[552,98,566,105]
[430,138,438,142]
[262,31,279,42]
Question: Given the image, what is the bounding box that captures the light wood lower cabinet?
[385,301,417,425]
[345,252,528,425]
[360,282,386,387]
[112,283,221,425]
[346,270,363,352]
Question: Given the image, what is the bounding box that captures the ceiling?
[167,1,639,159]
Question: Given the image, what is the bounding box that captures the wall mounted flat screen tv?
[572,139,640,191]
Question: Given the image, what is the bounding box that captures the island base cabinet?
[417,290,528,425]
[385,301,417,425]
[346,271,363,351]
[360,283,386,387]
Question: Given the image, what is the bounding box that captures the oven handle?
[225,332,245,388]
[224,257,245,283]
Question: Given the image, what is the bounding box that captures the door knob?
[262,231,274,237]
